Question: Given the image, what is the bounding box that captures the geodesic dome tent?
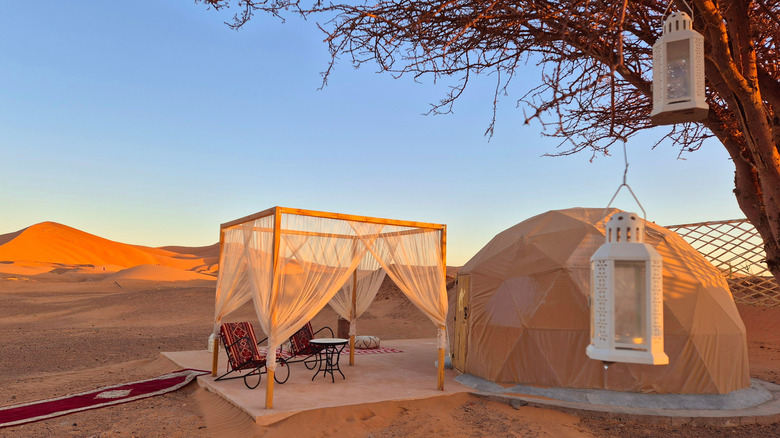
[451,208,749,394]
[212,207,448,408]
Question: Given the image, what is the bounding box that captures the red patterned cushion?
[290,322,321,356]
[220,322,265,371]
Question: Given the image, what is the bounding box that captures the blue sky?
[1,2,742,265]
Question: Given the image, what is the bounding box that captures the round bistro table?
[309,338,348,382]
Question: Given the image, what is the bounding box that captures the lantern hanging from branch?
[650,9,707,125]
[586,143,669,366]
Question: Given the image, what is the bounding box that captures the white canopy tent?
[211,207,448,409]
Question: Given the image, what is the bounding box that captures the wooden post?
[265,208,282,410]
[265,371,274,409]
[350,269,357,366]
[212,226,227,377]
[438,226,447,391]
[437,347,446,390]
[211,336,220,377]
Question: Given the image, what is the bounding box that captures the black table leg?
[311,344,346,382]
[312,349,325,381]
[331,345,345,381]
[327,347,335,383]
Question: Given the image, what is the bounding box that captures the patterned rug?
[341,347,403,355]
[0,369,209,429]
[258,346,402,358]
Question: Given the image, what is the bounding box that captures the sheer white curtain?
[258,214,383,370]
[240,216,276,346]
[361,226,448,349]
[329,250,386,336]
[213,225,252,335]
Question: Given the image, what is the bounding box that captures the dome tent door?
[453,273,470,372]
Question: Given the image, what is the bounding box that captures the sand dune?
[161,243,220,259]
[0,228,24,246]
[0,222,218,274]
[0,261,53,277]
[106,264,216,282]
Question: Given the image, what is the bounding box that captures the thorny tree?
[199,0,780,284]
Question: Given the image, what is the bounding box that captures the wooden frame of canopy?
[211,206,448,409]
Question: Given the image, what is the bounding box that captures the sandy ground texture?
[0,250,779,438]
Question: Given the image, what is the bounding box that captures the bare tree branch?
[198,0,780,283]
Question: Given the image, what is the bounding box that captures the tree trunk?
[723,138,780,286]
[697,0,780,286]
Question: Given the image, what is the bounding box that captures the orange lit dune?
[0,222,218,281]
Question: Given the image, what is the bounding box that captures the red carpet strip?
[0,369,209,429]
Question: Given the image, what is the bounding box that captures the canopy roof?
[213,207,449,408]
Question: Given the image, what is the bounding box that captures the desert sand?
[1,223,780,437]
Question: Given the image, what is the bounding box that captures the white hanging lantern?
[650,11,708,125]
[587,212,668,365]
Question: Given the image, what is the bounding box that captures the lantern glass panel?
[614,260,647,347]
[666,40,691,102]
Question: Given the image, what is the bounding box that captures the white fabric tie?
[437,327,447,349]
[266,336,277,372]
[349,318,357,337]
